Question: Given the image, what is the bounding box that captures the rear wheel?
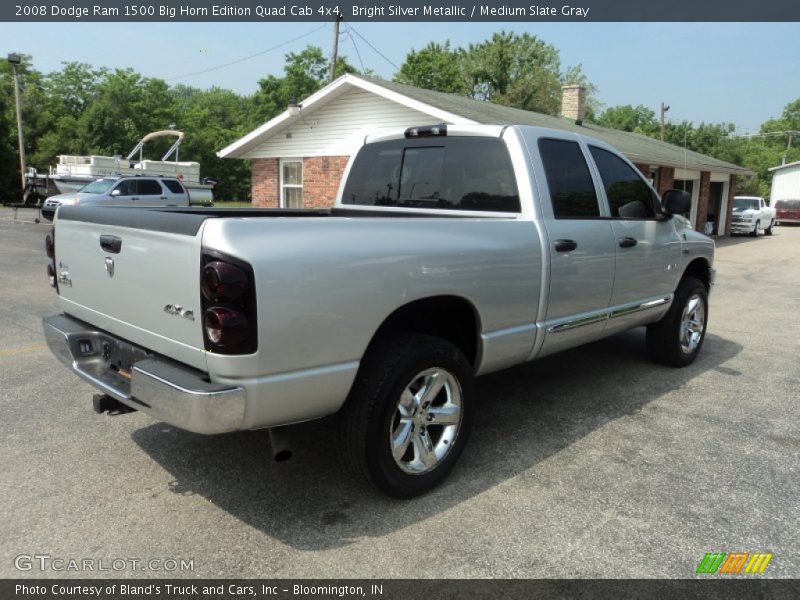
[647,277,709,367]
[765,220,775,236]
[338,334,474,498]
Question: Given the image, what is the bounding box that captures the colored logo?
[696,552,773,574]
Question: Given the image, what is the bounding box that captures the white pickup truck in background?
[730,196,776,236]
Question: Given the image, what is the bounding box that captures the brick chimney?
[561,85,586,124]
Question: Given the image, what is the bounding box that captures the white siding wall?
[770,165,800,204]
[242,89,438,159]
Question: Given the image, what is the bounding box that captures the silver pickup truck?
[43,124,713,497]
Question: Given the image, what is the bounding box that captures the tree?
[394,42,468,94]
[0,54,46,201]
[394,32,599,117]
[596,104,659,136]
[463,31,563,114]
[252,46,358,125]
[170,85,252,201]
[79,69,174,157]
[0,88,18,201]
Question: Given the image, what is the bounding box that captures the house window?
[280,159,303,208]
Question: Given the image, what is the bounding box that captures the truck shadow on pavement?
[132,329,742,551]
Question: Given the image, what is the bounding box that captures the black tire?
[647,277,709,367]
[765,220,774,236]
[338,333,475,498]
[751,220,761,237]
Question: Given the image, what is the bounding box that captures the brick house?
[219,74,753,235]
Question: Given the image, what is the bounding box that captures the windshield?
[79,178,117,194]
[733,198,759,210]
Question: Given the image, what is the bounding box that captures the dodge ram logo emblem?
[104,257,114,278]
[163,304,195,321]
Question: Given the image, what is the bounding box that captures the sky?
[1,21,798,133]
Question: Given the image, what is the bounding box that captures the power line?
[167,24,328,82]
[344,28,367,73]
[347,25,400,71]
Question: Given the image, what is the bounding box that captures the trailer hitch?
[92,394,137,416]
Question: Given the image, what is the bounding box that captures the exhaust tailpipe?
[268,427,293,462]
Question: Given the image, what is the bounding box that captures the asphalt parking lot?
[0,206,798,579]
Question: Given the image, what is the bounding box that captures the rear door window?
[138,179,163,196]
[341,137,520,212]
[537,138,600,218]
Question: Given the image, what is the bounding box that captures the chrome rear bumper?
[43,314,245,434]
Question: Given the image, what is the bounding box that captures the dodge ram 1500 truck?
[43,124,713,497]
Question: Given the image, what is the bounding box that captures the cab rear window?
[341,137,520,213]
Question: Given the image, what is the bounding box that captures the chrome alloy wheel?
[680,293,706,354]
[389,367,463,475]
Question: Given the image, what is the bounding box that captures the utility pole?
[660,102,670,142]
[784,131,795,165]
[731,130,800,165]
[330,15,342,83]
[8,53,26,193]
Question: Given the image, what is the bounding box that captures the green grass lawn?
[208,201,254,208]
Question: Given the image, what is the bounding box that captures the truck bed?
[57,206,473,236]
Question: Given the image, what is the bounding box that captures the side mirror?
[110,189,121,197]
[662,189,691,215]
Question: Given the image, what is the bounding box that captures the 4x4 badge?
[104,256,114,277]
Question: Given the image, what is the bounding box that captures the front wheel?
[765,220,775,236]
[647,277,709,367]
[751,220,761,237]
[338,334,475,498]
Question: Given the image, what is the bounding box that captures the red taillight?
[201,261,248,302]
[204,307,249,347]
[200,251,257,354]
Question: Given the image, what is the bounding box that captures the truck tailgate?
[54,207,207,371]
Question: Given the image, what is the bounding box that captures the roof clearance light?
[404,124,448,139]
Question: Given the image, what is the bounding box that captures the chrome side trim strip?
[546,295,673,334]
[609,296,672,319]
[547,312,609,333]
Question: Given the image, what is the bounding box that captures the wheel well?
[366,296,481,367]
[683,258,711,290]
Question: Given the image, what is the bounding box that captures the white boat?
[47,130,215,204]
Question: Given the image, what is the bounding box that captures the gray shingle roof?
[363,76,753,176]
